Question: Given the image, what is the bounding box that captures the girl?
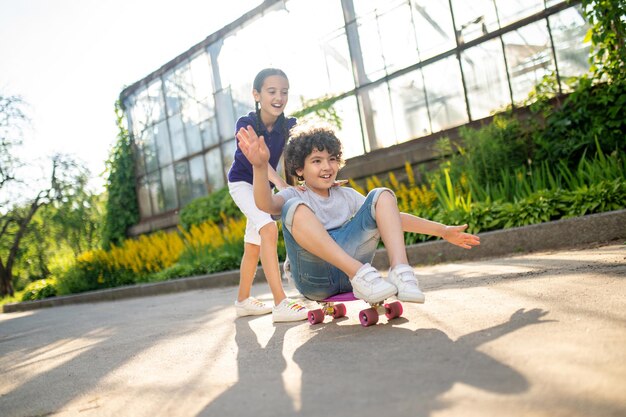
[227,68,308,322]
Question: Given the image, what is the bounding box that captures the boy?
[236,125,480,303]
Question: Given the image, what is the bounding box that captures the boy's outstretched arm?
[236,126,286,215]
[399,213,480,249]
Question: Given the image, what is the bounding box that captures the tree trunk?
[0,261,14,297]
[0,196,42,297]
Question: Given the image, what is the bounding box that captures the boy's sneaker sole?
[353,285,397,304]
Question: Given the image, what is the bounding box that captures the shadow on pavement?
[0,297,223,416]
[196,308,552,417]
[196,318,297,417]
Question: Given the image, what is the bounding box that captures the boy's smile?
[296,149,339,197]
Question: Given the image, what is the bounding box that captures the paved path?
[1,243,624,417]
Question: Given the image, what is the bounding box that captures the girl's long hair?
[252,68,290,139]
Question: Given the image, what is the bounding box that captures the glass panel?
[359,83,396,151]
[215,89,236,141]
[545,0,567,8]
[144,124,158,172]
[389,69,432,142]
[450,0,499,44]
[461,39,511,120]
[175,161,193,207]
[189,52,213,101]
[549,6,591,88]
[502,20,555,103]
[422,56,469,132]
[333,95,364,160]
[154,120,172,167]
[197,97,215,121]
[353,0,378,18]
[160,164,178,211]
[146,80,165,124]
[201,117,220,148]
[137,175,152,218]
[283,0,348,100]
[148,171,164,214]
[494,0,543,28]
[411,0,456,60]
[132,128,148,175]
[378,2,419,74]
[168,114,187,161]
[320,29,355,94]
[163,70,182,117]
[129,91,150,138]
[189,155,208,199]
[212,0,349,123]
[185,122,203,155]
[357,15,386,81]
[221,140,236,184]
[205,146,225,192]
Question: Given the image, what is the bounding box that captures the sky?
[0,0,261,193]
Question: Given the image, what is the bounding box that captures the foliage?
[291,94,344,129]
[0,154,88,297]
[21,277,57,301]
[448,115,532,188]
[581,0,626,82]
[0,94,28,195]
[55,216,247,294]
[532,77,626,164]
[101,101,139,249]
[179,186,241,230]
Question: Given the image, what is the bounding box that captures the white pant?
[228,181,274,245]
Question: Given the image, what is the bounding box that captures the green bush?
[56,261,137,295]
[179,187,241,230]
[561,178,626,218]
[146,240,244,281]
[449,115,532,189]
[533,78,626,164]
[21,278,57,301]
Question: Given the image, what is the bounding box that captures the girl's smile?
[254,74,289,128]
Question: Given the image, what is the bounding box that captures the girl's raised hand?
[236,125,270,167]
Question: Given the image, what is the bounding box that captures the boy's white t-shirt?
[275,186,366,230]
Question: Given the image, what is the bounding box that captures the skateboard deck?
[307,292,403,327]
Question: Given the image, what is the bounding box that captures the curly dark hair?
[284,126,344,179]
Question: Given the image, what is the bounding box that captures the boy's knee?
[281,198,313,234]
[369,187,396,218]
[377,188,395,202]
[292,202,313,219]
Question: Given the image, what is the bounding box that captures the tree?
[0,154,88,296]
[0,95,27,203]
[0,93,89,296]
[101,101,139,249]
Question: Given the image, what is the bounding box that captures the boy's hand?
[442,224,480,249]
[236,125,270,167]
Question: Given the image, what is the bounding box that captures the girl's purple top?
[227,111,297,187]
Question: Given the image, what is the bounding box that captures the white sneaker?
[387,264,425,303]
[272,298,308,322]
[235,297,272,317]
[351,263,397,303]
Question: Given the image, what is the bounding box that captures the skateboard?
[307,292,403,327]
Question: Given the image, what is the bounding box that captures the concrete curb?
[3,209,625,313]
